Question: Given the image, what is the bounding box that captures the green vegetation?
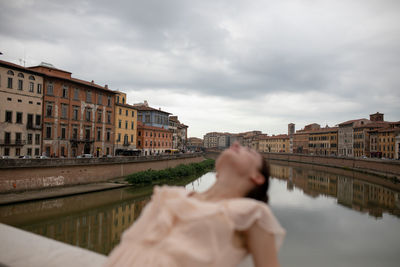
[125,159,215,186]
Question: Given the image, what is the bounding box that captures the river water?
[1,162,400,267]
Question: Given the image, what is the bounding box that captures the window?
[131,135,134,142]
[7,98,11,101]
[45,146,50,157]
[62,86,68,98]
[74,88,79,100]
[5,132,11,144]
[29,75,35,80]
[72,128,78,139]
[27,134,33,145]
[35,134,40,145]
[29,82,34,92]
[132,111,134,117]
[16,112,23,124]
[98,93,102,105]
[18,73,24,78]
[107,96,111,106]
[47,83,54,95]
[106,130,111,141]
[15,133,21,143]
[15,148,21,157]
[138,140,141,146]
[61,146,65,157]
[97,110,102,123]
[125,120,128,129]
[4,147,10,156]
[118,120,121,128]
[138,114,143,121]
[107,111,111,123]
[27,148,32,156]
[27,114,33,128]
[119,108,122,115]
[73,106,79,120]
[131,121,134,130]
[126,110,128,116]
[117,133,121,142]
[35,148,40,156]
[138,131,141,136]
[61,104,68,119]
[85,129,91,140]
[37,84,42,94]
[18,99,22,103]
[46,103,53,117]
[8,77,13,88]
[35,115,41,126]
[5,111,12,123]
[86,108,92,121]
[61,127,66,139]
[86,90,92,102]
[117,96,120,103]
[97,128,101,141]
[46,126,52,139]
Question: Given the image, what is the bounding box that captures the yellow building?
[114,91,138,154]
[308,127,338,156]
[258,134,290,153]
[370,126,400,159]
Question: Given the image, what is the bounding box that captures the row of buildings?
[0,60,188,158]
[202,112,400,160]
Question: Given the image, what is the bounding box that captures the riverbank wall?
[0,153,204,193]
[205,151,400,179]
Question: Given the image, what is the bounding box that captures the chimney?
[91,80,94,83]
[105,84,108,89]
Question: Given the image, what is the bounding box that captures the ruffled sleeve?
[225,199,286,251]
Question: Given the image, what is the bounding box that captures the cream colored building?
[0,60,43,158]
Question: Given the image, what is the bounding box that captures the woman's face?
[216,142,263,179]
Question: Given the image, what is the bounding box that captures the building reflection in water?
[270,163,400,219]
[1,165,399,257]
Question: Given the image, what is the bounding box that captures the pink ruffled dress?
[104,186,285,267]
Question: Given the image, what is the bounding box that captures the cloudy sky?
[1,0,399,138]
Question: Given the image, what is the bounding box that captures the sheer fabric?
[104,186,285,267]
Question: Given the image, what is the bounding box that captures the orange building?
[136,122,172,155]
[369,124,400,159]
[28,63,116,157]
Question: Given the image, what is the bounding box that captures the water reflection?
[0,162,399,262]
[269,163,400,219]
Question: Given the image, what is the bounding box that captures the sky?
[1,0,399,138]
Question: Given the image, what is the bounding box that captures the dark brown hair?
[245,157,270,203]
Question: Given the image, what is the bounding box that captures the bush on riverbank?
[125,159,215,185]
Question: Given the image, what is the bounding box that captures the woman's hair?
[245,157,270,203]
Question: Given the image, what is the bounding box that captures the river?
[1,161,399,267]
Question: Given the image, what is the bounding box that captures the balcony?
[26,123,42,130]
[123,142,130,146]
[70,138,94,144]
[0,140,26,146]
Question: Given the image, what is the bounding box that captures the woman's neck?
[194,171,249,202]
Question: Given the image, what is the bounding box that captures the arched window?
[18,73,24,78]
[29,75,35,80]
[7,70,14,76]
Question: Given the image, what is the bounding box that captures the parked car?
[0,155,11,159]
[19,155,32,159]
[77,154,93,158]
[36,155,49,159]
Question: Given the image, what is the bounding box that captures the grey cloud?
[0,0,399,121]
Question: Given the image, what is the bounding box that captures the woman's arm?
[245,222,280,267]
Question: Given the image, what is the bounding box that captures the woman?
[104,142,285,267]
